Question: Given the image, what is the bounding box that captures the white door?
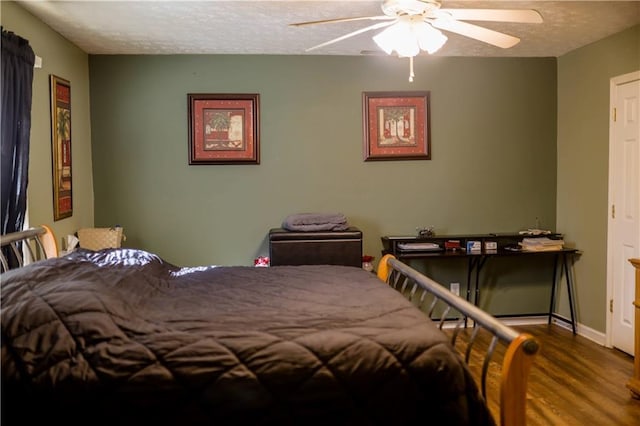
[608,71,640,355]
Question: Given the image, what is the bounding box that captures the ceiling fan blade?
[431,19,520,48]
[290,15,393,27]
[439,9,543,24]
[305,21,396,52]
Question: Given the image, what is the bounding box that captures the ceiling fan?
[290,0,543,81]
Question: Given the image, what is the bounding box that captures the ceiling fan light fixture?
[373,16,447,57]
[373,20,420,57]
[415,22,447,54]
[372,16,447,81]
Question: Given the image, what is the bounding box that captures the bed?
[1,226,539,426]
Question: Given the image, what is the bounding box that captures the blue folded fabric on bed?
[282,212,349,231]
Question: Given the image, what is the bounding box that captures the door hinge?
[610,299,614,313]
[612,204,615,219]
[613,107,617,122]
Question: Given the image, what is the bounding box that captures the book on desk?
[519,237,565,251]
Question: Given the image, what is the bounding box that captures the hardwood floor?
[447,324,640,425]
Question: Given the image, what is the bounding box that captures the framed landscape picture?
[188,93,260,165]
[362,91,431,161]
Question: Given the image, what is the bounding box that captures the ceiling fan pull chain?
[408,56,415,82]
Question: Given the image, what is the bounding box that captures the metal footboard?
[382,256,539,426]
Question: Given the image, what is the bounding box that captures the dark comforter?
[1,249,494,426]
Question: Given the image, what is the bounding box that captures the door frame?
[605,70,640,349]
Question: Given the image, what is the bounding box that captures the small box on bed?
[269,227,363,267]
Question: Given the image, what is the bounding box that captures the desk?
[381,234,580,334]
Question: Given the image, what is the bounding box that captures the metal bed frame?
[378,254,539,426]
[1,228,536,425]
[0,225,58,272]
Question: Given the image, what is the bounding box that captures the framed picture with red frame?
[50,75,73,220]
[362,91,431,161]
[188,93,260,165]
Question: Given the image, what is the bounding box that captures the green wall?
[88,54,558,315]
[1,1,94,242]
[88,54,558,267]
[557,25,640,332]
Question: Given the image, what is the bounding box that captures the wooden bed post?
[376,254,395,282]
[40,225,59,258]
[500,333,539,426]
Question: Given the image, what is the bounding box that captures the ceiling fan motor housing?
[381,0,440,17]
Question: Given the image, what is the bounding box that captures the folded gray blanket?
[282,213,349,232]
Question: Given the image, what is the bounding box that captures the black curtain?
[1,27,35,237]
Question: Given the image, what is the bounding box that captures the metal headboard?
[0,226,57,272]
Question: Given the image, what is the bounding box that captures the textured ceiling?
[16,0,640,57]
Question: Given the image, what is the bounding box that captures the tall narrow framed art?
[188,93,260,165]
[50,75,72,220]
[362,91,431,161]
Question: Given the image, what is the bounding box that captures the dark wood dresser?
[268,227,362,267]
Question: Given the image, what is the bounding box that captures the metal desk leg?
[564,253,577,334]
[466,257,474,304]
[464,257,482,328]
[550,252,577,334]
[474,256,488,307]
[549,254,559,325]
[464,257,474,328]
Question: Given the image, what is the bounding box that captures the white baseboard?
[496,314,606,347]
[497,315,548,327]
[550,315,606,346]
[440,315,548,330]
[440,314,607,347]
